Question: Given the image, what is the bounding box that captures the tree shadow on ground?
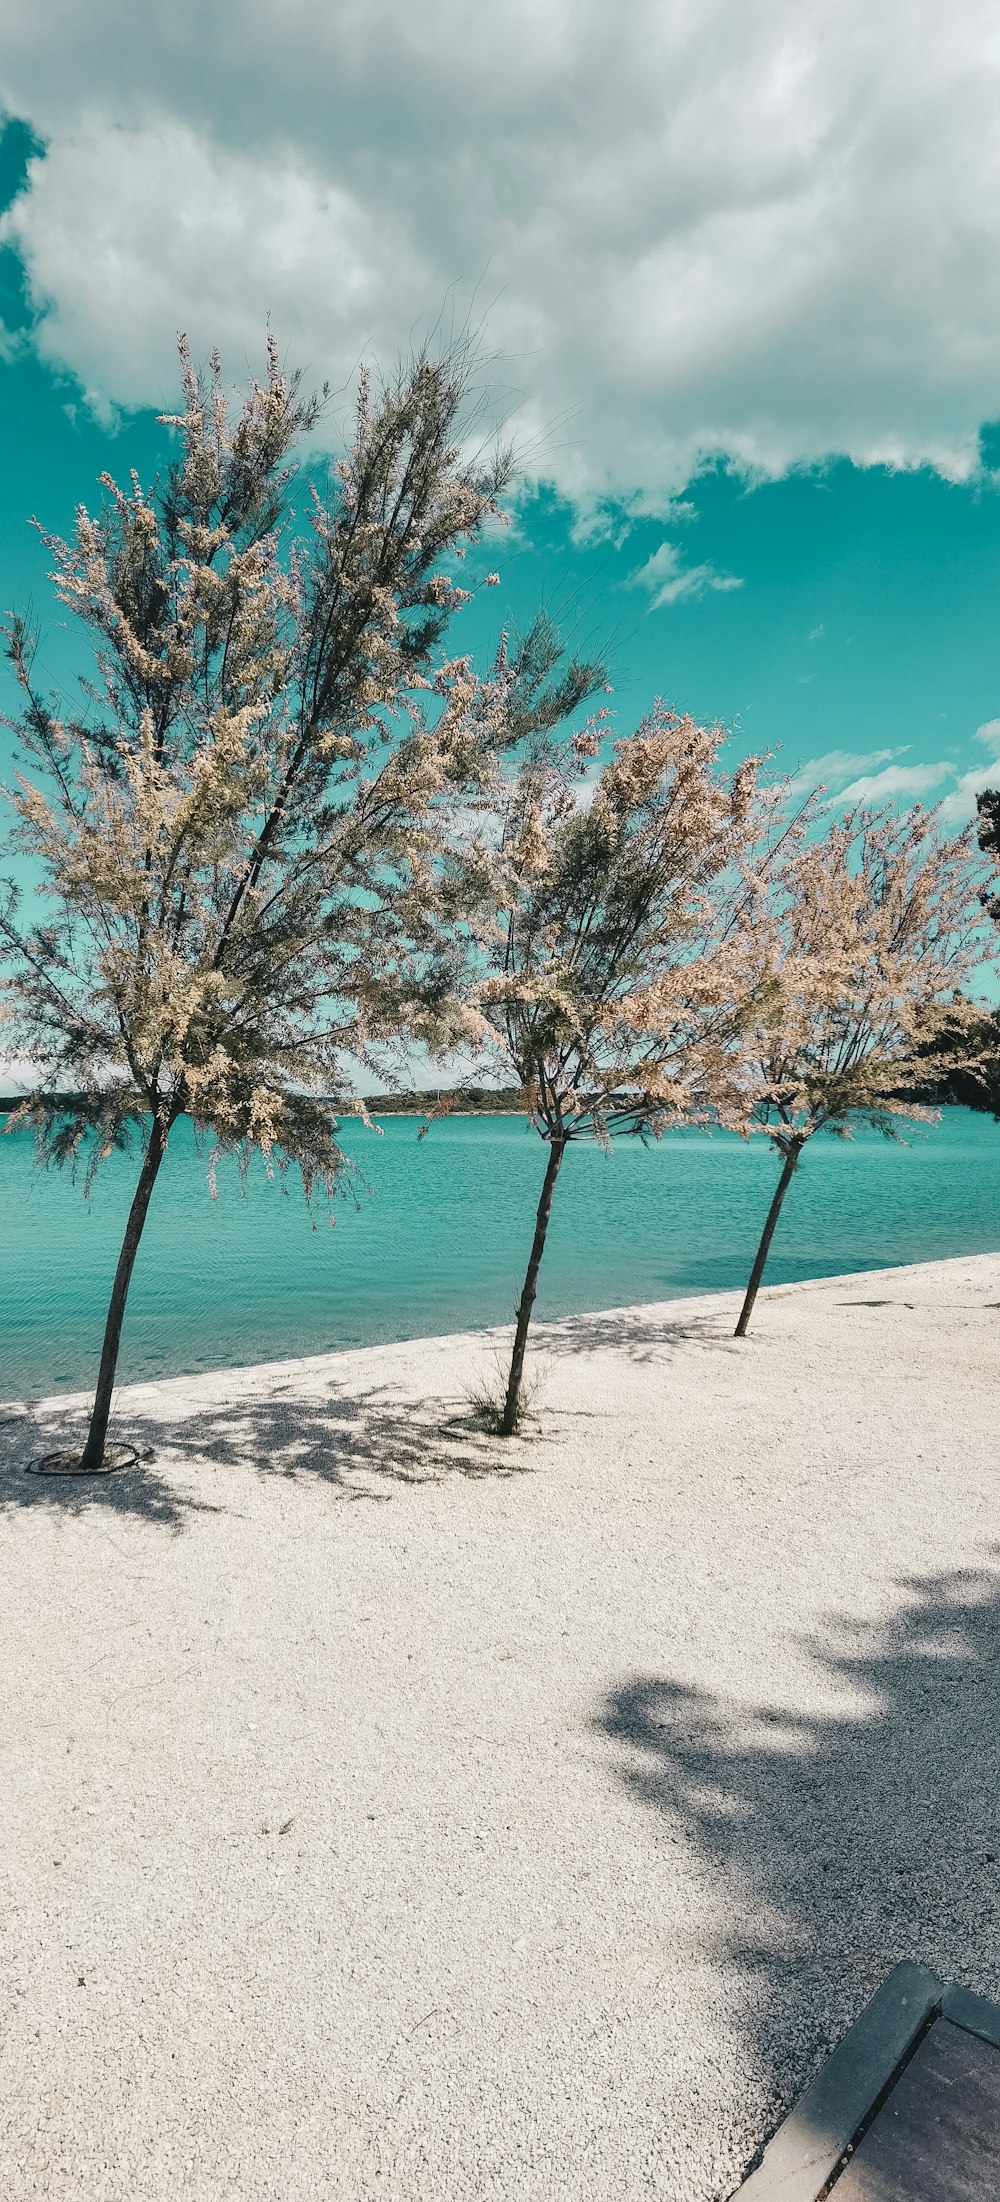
[534,1304,733,1363]
[0,1404,229,1530]
[0,1307,742,1529]
[595,1565,1000,2187]
[0,1372,540,1527]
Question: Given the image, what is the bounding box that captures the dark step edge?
[732,1960,945,2200]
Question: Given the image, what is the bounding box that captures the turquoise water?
[0,1106,995,1400]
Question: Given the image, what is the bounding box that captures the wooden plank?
[734,1962,943,2200]
[830,2016,1000,2198]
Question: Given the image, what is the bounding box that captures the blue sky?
[3,8,1000,841]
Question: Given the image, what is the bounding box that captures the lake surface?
[0,1106,995,1400]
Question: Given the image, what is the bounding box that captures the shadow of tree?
[0,1297,745,1530]
[534,1304,732,1363]
[0,1372,538,1526]
[595,1566,1000,2185]
[0,1404,228,1530]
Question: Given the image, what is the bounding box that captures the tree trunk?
[734,1140,803,1339]
[78,1113,171,1470]
[500,1136,567,1436]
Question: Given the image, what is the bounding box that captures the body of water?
[0,1106,995,1400]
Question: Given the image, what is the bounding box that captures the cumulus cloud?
[625,539,742,609]
[786,746,903,800]
[833,762,950,805]
[570,495,697,550]
[3,2,1000,511]
[785,745,948,808]
[784,731,1000,822]
[938,718,1000,824]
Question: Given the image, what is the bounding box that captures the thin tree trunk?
[78,1113,171,1470]
[734,1140,803,1339]
[501,1136,567,1436]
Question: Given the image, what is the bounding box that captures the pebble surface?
[1,1253,998,2199]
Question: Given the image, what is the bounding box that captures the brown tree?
[729,804,987,1339]
[451,701,764,1434]
[0,332,517,1471]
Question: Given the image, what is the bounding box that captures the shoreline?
[3,1246,995,1418]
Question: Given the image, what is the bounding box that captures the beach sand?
[2,1252,999,2200]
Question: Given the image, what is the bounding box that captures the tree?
[916,786,1000,1117]
[0,332,519,1471]
[976,785,1000,914]
[729,804,987,1339]
[454,701,764,1435]
[905,1000,1000,1115]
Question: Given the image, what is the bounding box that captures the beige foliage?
[0,330,523,1465]
[0,332,515,1192]
[728,803,989,1155]
[462,701,769,1147]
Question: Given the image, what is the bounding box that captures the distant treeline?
[356,1087,526,1115]
[0,1086,528,1119]
[6,1052,1000,1120]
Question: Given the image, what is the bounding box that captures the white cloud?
[938,718,1000,823]
[833,762,950,805]
[785,746,902,800]
[3,3,1000,511]
[570,495,697,549]
[784,723,1000,823]
[1,125,412,421]
[625,539,742,609]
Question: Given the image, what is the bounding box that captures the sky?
[2,4,1000,905]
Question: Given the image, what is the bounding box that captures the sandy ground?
[2,1252,999,2201]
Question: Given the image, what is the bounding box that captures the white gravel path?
[2,1252,999,2201]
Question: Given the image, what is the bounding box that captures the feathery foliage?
[0,331,520,1466]
[449,700,769,1432]
[729,802,988,1336]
